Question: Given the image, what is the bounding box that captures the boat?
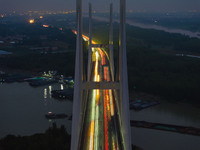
[29,79,56,87]
[131,120,200,136]
[45,112,68,119]
[51,89,73,100]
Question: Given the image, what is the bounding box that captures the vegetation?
[0,123,71,150]
[0,123,141,150]
[126,24,200,54]
[0,52,75,76]
[127,46,200,103]
[132,145,143,150]
[1,16,200,104]
[0,23,76,55]
[90,20,200,104]
[126,12,200,32]
[0,22,76,76]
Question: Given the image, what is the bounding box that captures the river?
[0,82,200,149]
[0,82,72,138]
[93,16,200,39]
[131,101,200,150]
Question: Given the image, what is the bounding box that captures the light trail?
[109,90,115,116]
[103,90,109,150]
[89,48,101,150]
[72,30,106,65]
[72,30,122,150]
[89,121,95,150]
[94,51,100,150]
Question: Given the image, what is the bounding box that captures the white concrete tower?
[70,0,83,149]
[109,3,115,81]
[71,0,131,149]
[118,0,132,149]
[87,2,92,81]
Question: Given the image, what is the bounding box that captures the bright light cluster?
[29,19,34,24]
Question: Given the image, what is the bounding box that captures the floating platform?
[29,79,56,86]
[51,89,73,100]
[1,74,31,83]
[45,112,68,119]
[130,100,160,110]
[131,120,200,136]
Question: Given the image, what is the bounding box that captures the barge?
[45,112,68,119]
[130,100,160,110]
[131,120,200,136]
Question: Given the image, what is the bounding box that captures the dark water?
[0,82,200,150]
[0,82,72,138]
[131,101,200,150]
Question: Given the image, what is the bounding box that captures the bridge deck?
[79,34,124,150]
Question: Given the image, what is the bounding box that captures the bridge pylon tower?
[71,0,131,150]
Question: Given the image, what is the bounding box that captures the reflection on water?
[60,84,64,90]
[49,85,52,98]
[0,82,72,138]
[44,96,47,106]
[44,88,47,99]
[43,88,47,106]
[43,85,53,103]
[1,82,200,149]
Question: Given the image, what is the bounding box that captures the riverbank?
[0,123,142,150]
[1,67,200,108]
[93,16,200,39]
[1,81,200,149]
[0,123,71,150]
[130,97,200,150]
[129,91,200,109]
[0,52,75,77]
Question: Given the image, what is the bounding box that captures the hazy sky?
[0,0,200,13]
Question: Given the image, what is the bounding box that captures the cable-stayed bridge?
[71,0,131,150]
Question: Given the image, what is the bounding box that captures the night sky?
[0,0,200,13]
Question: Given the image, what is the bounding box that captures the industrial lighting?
[29,19,34,24]
[43,25,49,28]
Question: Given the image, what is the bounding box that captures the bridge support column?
[87,3,92,81]
[71,0,83,150]
[119,0,132,149]
[109,3,115,81]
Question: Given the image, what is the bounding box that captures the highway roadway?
[73,31,124,150]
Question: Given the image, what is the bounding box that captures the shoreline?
[1,67,200,108]
[93,16,200,39]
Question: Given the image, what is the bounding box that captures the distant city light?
[59,28,63,30]
[40,16,43,19]
[43,25,49,28]
[129,10,133,13]
[61,84,64,90]
[29,19,34,24]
